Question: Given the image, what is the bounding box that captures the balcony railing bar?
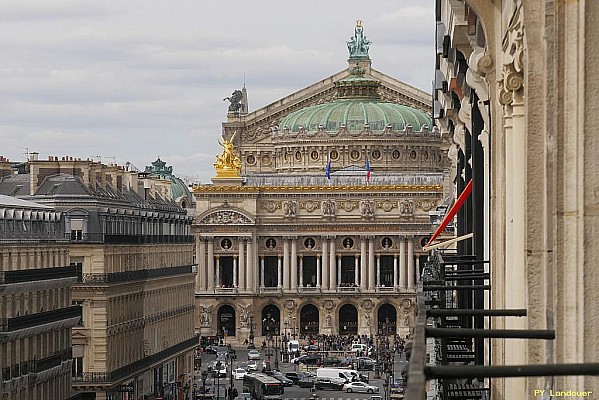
[425,327,555,339]
[427,309,527,317]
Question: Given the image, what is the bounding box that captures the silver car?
[248,350,261,360]
[343,381,379,393]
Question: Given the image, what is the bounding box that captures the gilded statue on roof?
[214,132,242,178]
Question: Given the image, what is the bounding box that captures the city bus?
[242,373,284,400]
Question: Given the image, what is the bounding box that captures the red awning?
[426,179,473,248]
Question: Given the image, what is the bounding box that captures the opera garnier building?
[192,22,451,343]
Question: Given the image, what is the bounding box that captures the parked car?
[356,356,377,371]
[211,364,227,378]
[248,350,261,360]
[304,344,320,352]
[321,357,342,367]
[234,393,252,400]
[291,354,321,365]
[246,360,258,371]
[266,371,294,386]
[234,368,247,380]
[298,376,316,388]
[285,371,313,385]
[315,377,345,391]
[343,382,379,393]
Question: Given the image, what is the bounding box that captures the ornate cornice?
[193,184,442,193]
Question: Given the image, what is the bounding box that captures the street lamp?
[273,330,280,370]
[184,382,190,400]
[383,378,389,400]
[215,361,222,400]
[292,316,297,339]
[248,315,255,349]
[201,370,208,400]
[229,350,235,400]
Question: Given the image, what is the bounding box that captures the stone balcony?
[259,287,282,294]
[215,287,238,294]
[298,286,321,294]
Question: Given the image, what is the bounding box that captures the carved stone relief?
[199,210,253,225]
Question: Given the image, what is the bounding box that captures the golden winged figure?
[214,132,242,177]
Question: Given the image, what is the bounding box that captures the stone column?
[196,237,204,292]
[368,238,375,289]
[415,255,420,284]
[291,239,298,291]
[246,239,253,291]
[393,255,399,287]
[316,256,321,287]
[260,256,265,288]
[215,256,221,287]
[321,238,329,290]
[399,238,406,289]
[238,239,246,291]
[360,238,367,290]
[376,255,381,287]
[283,239,290,290]
[407,238,414,289]
[277,256,282,288]
[354,255,359,285]
[336,256,341,288]
[329,240,336,290]
[299,256,304,287]
[207,239,214,292]
[233,256,238,288]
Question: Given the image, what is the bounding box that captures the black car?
[315,378,344,391]
[294,354,321,365]
[266,371,294,387]
[286,372,314,385]
[298,377,316,388]
[304,344,320,352]
[321,357,342,367]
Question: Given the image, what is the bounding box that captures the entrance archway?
[377,303,397,335]
[299,304,319,336]
[217,305,236,338]
[261,304,281,336]
[338,304,358,335]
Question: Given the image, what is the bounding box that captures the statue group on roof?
[347,20,371,59]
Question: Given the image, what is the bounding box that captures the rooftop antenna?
[20,147,29,161]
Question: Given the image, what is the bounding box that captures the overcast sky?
[0,0,434,183]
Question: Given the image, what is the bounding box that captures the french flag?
[365,157,371,184]
[325,159,331,179]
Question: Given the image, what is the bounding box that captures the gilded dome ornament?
[213,132,242,178]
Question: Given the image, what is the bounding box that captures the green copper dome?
[280,62,431,133]
[279,100,432,133]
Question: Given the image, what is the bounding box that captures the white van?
[350,344,369,354]
[316,368,359,383]
[287,340,300,354]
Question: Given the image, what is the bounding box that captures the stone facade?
[0,195,78,400]
[193,23,450,344]
[435,0,599,397]
[0,157,197,400]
